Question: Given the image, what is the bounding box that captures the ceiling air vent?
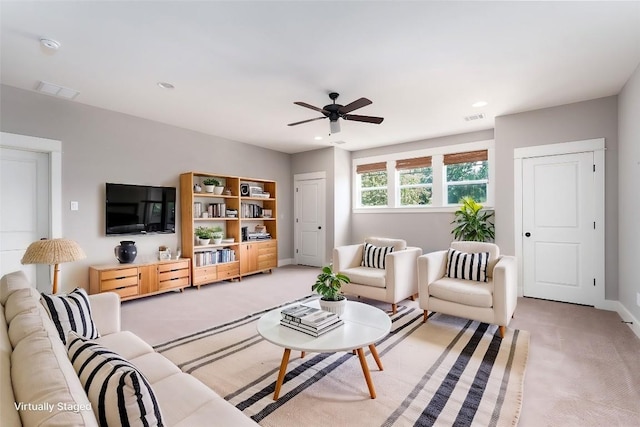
[36,81,79,100]
[464,113,485,122]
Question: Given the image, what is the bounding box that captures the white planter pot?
[204,185,215,193]
[213,186,224,195]
[319,297,347,317]
[198,238,211,246]
[212,237,222,245]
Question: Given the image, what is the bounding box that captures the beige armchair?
[333,237,422,314]
[418,241,517,338]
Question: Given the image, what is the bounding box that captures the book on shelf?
[280,305,339,328]
[279,317,344,337]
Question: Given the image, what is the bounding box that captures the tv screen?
[105,183,176,235]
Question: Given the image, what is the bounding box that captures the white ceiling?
[1,1,639,154]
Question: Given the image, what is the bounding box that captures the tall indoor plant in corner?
[312,265,350,316]
[451,196,495,242]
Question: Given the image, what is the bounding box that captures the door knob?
[318,226,322,230]
[525,232,531,237]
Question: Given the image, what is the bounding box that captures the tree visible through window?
[444,150,488,204]
[357,162,387,206]
[397,156,432,206]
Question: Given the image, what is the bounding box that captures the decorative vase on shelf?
[198,238,211,246]
[114,241,137,264]
[204,185,215,193]
[213,186,224,195]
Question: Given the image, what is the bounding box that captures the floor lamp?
[21,238,86,294]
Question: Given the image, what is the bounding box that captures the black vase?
[114,241,137,264]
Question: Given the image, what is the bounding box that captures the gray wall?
[618,64,640,320]
[333,147,352,251]
[495,96,619,300]
[350,130,495,253]
[0,85,293,291]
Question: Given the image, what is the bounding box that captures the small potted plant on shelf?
[312,265,350,316]
[202,178,219,193]
[195,226,214,245]
[211,226,224,245]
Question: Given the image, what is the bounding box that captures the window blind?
[395,156,432,170]
[356,162,387,174]
[443,150,488,165]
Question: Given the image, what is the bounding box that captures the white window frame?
[396,166,433,207]
[353,140,495,213]
[444,161,490,206]
[356,169,389,208]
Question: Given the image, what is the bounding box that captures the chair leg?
[499,326,506,338]
[391,303,397,315]
[423,310,428,323]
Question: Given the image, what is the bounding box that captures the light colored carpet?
[122,265,640,426]
[154,295,529,427]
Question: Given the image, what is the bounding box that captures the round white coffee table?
[257,300,391,399]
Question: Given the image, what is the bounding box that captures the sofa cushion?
[41,288,100,344]
[11,330,98,426]
[4,287,40,323]
[1,306,21,427]
[342,266,387,288]
[68,332,164,427]
[446,248,489,282]
[0,270,31,305]
[361,242,394,269]
[429,277,494,308]
[95,330,155,360]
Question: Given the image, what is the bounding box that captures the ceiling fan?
[288,92,384,134]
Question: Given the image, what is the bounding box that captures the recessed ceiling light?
[157,82,174,89]
[40,38,61,50]
[314,136,323,141]
[472,101,488,108]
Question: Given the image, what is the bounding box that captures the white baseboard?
[278,258,294,267]
[613,301,640,340]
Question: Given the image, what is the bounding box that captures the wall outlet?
[70,201,79,211]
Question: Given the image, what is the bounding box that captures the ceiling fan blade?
[343,114,384,124]
[338,97,372,114]
[294,101,328,114]
[287,116,326,126]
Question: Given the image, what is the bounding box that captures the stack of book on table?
[280,304,344,337]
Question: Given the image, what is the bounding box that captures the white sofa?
[333,237,422,314]
[0,270,258,427]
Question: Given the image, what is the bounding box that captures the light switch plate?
[70,201,79,211]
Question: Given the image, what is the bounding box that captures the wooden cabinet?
[89,259,190,300]
[240,240,277,275]
[180,172,278,287]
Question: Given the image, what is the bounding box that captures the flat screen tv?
[105,183,176,235]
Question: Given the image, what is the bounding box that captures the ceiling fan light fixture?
[330,120,341,134]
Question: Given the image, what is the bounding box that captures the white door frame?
[293,171,326,266]
[514,138,605,307]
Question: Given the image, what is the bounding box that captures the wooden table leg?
[301,351,306,358]
[356,348,376,399]
[369,344,383,371]
[273,348,291,400]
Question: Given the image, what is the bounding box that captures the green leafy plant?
[451,196,495,242]
[203,178,220,186]
[211,226,224,239]
[312,265,350,301]
[195,226,215,239]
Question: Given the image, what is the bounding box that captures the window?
[356,162,387,207]
[396,156,432,206]
[353,141,494,211]
[444,150,488,204]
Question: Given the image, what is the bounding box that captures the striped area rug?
[154,296,529,427]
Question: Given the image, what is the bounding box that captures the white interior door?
[522,151,595,305]
[294,177,325,267]
[0,147,50,289]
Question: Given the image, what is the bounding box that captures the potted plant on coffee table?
[312,265,350,316]
[202,178,219,193]
[195,226,214,245]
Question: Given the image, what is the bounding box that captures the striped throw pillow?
[446,248,489,282]
[41,288,99,344]
[67,332,164,427]
[361,242,394,269]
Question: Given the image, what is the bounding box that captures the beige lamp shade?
[21,238,86,294]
